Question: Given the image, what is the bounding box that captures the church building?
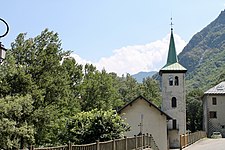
[118,95,172,150]
[118,26,187,150]
[159,27,187,148]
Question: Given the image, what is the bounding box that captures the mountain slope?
[132,71,157,83]
[178,10,225,90]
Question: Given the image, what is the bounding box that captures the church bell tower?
[159,26,187,148]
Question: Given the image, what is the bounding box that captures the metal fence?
[180,131,207,150]
[31,133,159,150]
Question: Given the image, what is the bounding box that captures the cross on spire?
[164,17,178,67]
[170,17,174,30]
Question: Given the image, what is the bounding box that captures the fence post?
[96,140,100,150]
[135,135,137,149]
[143,134,145,148]
[149,134,152,148]
[68,141,72,150]
[113,139,116,150]
[185,134,188,147]
[112,139,116,150]
[180,134,182,150]
[124,136,127,150]
[188,133,190,145]
[146,133,149,148]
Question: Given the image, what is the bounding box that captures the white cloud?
[71,34,186,76]
[70,53,92,66]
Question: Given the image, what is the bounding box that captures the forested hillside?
[132,71,157,83]
[179,10,225,91]
[173,10,225,133]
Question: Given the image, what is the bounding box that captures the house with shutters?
[202,81,225,137]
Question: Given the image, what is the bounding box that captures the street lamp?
[0,18,9,63]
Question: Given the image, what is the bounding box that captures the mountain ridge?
[178,10,225,90]
[132,10,225,90]
[132,71,157,83]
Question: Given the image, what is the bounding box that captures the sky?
[0,1,224,76]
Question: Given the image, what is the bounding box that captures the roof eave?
[117,95,173,120]
[159,69,187,76]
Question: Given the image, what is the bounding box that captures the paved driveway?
[183,138,225,150]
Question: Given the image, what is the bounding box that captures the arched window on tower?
[175,76,179,86]
[169,75,173,86]
[172,97,177,108]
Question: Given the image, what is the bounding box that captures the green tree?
[59,57,83,116]
[141,77,161,106]
[63,109,130,144]
[0,95,34,149]
[118,73,139,102]
[0,28,167,147]
[0,29,82,146]
[186,89,204,132]
[80,64,123,111]
[44,57,83,145]
[118,74,161,106]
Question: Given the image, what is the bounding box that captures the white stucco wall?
[119,98,168,150]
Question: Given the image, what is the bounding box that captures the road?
[183,138,225,150]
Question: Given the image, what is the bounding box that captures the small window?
[221,125,225,129]
[212,97,217,105]
[172,97,177,108]
[169,76,173,86]
[172,120,177,129]
[175,76,179,86]
[209,111,217,118]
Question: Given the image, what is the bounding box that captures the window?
[172,120,177,129]
[175,76,179,86]
[212,97,217,105]
[172,97,177,108]
[169,76,173,86]
[209,111,217,118]
[221,125,225,129]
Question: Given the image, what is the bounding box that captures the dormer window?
[175,76,179,86]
